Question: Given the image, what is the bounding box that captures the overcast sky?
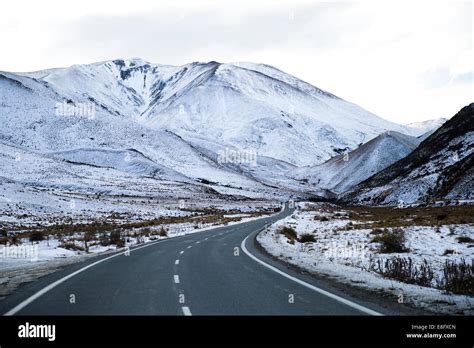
[1,0,472,124]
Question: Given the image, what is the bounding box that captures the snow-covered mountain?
[341,104,474,205]
[406,118,447,136]
[1,58,417,203]
[17,58,412,165]
[292,131,421,195]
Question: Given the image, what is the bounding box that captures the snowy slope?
[0,69,310,202]
[406,118,447,136]
[22,59,413,166]
[140,61,412,166]
[1,58,419,203]
[292,131,421,194]
[341,104,474,205]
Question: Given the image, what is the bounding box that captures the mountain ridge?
[0,58,451,203]
[341,103,474,205]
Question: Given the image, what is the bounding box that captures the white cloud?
[1,0,472,123]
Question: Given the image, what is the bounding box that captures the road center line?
[3,237,179,316]
[241,234,382,316]
[4,210,285,316]
[174,275,180,284]
[175,259,180,265]
[180,250,184,254]
[187,245,192,249]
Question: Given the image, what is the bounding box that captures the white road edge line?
[182,306,192,316]
[4,238,174,316]
[241,234,383,316]
[4,210,286,316]
[175,259,180,265]
[174,275,180,284]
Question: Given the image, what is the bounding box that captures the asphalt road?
[1,205,398,315]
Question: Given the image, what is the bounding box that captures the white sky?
[1,0,472,123]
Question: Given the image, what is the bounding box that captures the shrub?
[84,230,96,241]
[9,234,20,245]
[83,230,96,252]
[370,228,384,235]
[439,259,473,295]
[141,227,151,235]
[159,227,168,237]
[298,233,316,243]
[456,236,473,243]
[109,230,125,247]
[372,228,408,253]
[29,231,45,242]
[60,242,85,252]
[116,238,125,248]
[369,257,434,287]
[279,226,297,241]
[99,233,110,246]
[442,249,455,256]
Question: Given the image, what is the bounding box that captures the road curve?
[1,206,389,315]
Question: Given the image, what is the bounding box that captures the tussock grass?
[343,205,473,229]
[369,257,434,287]
[369,257,473,295]
[371,228,409,253]
[298,233,316,243]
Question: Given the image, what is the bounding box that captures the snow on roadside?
[1,210,277,264]
[257,204,474,314]
[0,208,280,300]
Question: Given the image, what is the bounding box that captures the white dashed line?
[187,245,192,249]
[182,306,192,316]
[180,250,184,255]
[174,275,180,284]
[195,241,200,244]
[204,237,209,241]
[175,259,180,265]
[4,237,175,316]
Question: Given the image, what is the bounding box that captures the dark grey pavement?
[1,206,399,315]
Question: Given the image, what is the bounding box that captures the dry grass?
[5,208,276,247]
[341,205,474,229]
[278,226,297,244]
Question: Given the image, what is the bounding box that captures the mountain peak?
[5,58,413,167]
